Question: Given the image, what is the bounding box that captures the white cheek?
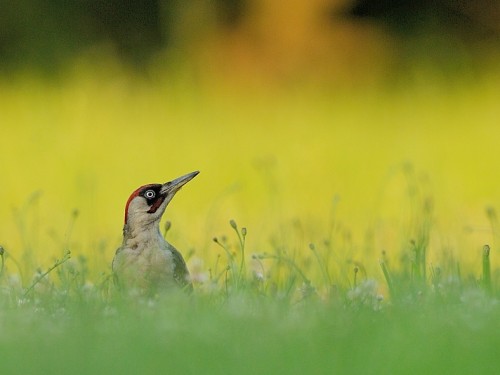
[126,196,171,227]
[127,198,150,223]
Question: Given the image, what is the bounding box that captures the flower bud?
[229,219,237,229]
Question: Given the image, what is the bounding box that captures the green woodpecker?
[112,171,199,294]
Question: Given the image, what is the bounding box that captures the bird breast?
[113,230,176,292]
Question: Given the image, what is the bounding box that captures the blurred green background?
[1,0,499,282]
[0,0,500,75]
[0,1,499,78]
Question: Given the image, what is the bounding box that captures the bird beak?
[160,171,199,195]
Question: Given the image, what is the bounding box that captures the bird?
[112,170,199,295]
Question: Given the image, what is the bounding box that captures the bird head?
[124,171,199,229]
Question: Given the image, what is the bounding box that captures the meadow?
[0,63,500,373]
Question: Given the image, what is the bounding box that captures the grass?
[1,293,498,374]
[0,216,499,374]
[1,63,500,373]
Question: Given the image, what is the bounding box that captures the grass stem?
[23,250,71,298]
[482,244,491,293]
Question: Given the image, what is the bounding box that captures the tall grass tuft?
[0,246,4,277]
[482,244,491,294]
[380,250,396,298]
[212,220,248,293]
[22,249,71,298]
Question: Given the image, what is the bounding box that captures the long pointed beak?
[160,171,199,195]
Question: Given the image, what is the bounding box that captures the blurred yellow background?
[0,0,499,284]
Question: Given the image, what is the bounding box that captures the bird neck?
[122,220,164,249]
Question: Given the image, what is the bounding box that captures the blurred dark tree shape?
[348,0,500,40]
[0,0,245,74]
[0,0,165,73]
[0,0,246,72]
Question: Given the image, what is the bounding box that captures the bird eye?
[144,190,155,199]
